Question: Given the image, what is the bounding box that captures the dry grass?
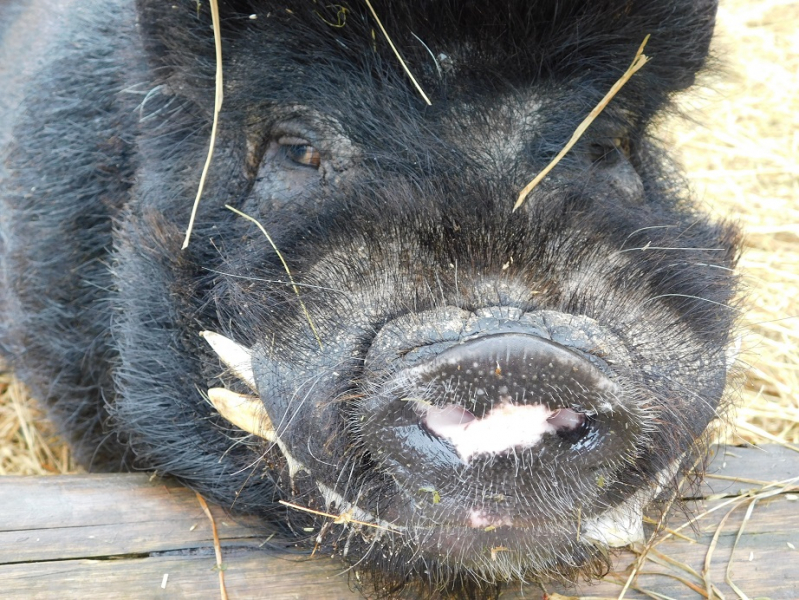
[0,372,76,475]
[0,0,796,475]
[664,0,799,447]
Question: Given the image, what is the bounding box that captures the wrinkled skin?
[0,0,739,597]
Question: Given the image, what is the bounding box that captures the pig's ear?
[521,0,719,95]
[616,0,719,92]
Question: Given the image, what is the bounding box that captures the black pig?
[0,0,739,597]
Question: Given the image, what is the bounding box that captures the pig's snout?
[362,330,641,468]
[357,309,647,536]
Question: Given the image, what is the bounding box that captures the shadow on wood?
[0,445,797,599]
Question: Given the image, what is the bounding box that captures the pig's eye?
[614,137,631,158]
[279,140,321,169]
[589,137,631,164]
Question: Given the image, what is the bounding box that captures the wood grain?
[0,445,796,599]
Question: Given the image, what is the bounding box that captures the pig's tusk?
[207,387,306,480]
[207,388,275,442]
[582,453,684,548]
[581,493,645,547]
[208,391,394,530]
[200,330,256,391]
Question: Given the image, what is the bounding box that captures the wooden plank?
[0,445,796,599]
[0,474,261,563]
[0,474,360,599]
[0,552,360,600]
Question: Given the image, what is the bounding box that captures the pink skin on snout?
[424,403,584,464]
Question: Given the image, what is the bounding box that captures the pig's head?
[112,0,739,596]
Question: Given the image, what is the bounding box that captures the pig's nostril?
[424,404,476,431]
[551,409,592,444]
[547,408,586,430]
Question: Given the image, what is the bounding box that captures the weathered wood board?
[0,445,797,599]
